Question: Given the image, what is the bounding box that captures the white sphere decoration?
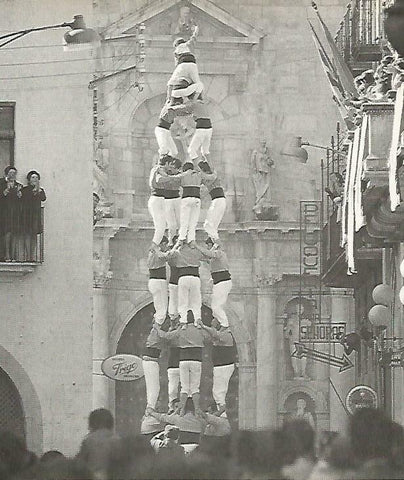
[399,286,404,305]
[372,284,394,306]
[368,304,391,327]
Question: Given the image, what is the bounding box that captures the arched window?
[0,367,25,440]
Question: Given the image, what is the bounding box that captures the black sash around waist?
[212,270,231,285]
[180,431,200,444]
[209,187,225,200]
[149,267,166,280]
[177,53,196,64]
[178,266,199,278]
[196,118,212,129]
[164,190,180,199]
[180,347,202,362]
[212,346,235,366]
[182,186,200,198]
[168,347,180,368]
[157,118,172,130]
[169,266,179,285]
[143,346,161,359]
[152,188,166,198]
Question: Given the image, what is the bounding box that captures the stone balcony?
[360,103,404,241]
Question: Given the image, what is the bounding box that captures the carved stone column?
[329,288,355,431]
[92,221,123,409]
[256,280,280,428]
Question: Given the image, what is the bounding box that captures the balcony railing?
[335,0,395,70]
[0,207,44,263]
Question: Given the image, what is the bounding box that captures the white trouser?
[168,367,180,403]
[142,359,160,409]
[168,283,178,317]
[204,197,226,240]
[211,279,232,327]
[148,279,168,324]
[148,196,167,245]
[165,197,181,242]
[154,126,178,157]
[179,359,202,395]
[179,197,201,242]
[178,276,201,324]
[188,128,213,160]
[212,363,235,406]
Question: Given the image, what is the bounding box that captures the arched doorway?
[115,303,239,437]
[0,367,25,440]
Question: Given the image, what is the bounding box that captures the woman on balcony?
[22,170,46,262]
[0,166,23,262]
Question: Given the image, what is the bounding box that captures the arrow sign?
[292,342,353,372]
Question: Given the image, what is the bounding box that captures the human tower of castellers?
[141,27,235,452]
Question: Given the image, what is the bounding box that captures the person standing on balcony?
[22,170,46,262]
[0,166,22,262]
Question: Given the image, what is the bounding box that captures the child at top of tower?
[167,25,203,102]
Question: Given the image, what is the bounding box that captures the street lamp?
[283,136,347,163]
[0,15,99,49]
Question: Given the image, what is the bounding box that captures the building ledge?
[0,262,38,282]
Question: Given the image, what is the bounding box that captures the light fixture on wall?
[0,15,99,49]
[282,136,348,163]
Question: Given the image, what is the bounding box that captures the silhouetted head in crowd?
[235,429,292,479]
[108,435,155,480]
[282,419,315,460]
[88,408,114,432]
[349,408,395,462]
[317,430,339,459]
[326,434,358,471]
[0,431,36,479]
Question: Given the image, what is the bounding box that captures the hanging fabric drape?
[354,114,368,232]
[389,84,404,212]
[346,127,361,275]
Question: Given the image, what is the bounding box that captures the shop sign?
[299,321,346,343]
[101,354,144,381]
[346,385,378,414]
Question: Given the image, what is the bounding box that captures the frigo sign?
[300,201,322,276]
[101,354,144,381]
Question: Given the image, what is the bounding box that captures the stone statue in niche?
[251,140,277,220]
[284,316,309,379]
[294,398,315,428]
[171,5,198,39]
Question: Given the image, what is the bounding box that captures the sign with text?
[299,322,346,344]
[101,354,144,381]
[300,201,322,276]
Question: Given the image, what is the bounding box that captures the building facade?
[0,0,94,455]
[322,0,404,427]
[93,0,350,437]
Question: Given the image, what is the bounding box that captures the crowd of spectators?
[0,166,46,262]
[0,406,403,479]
